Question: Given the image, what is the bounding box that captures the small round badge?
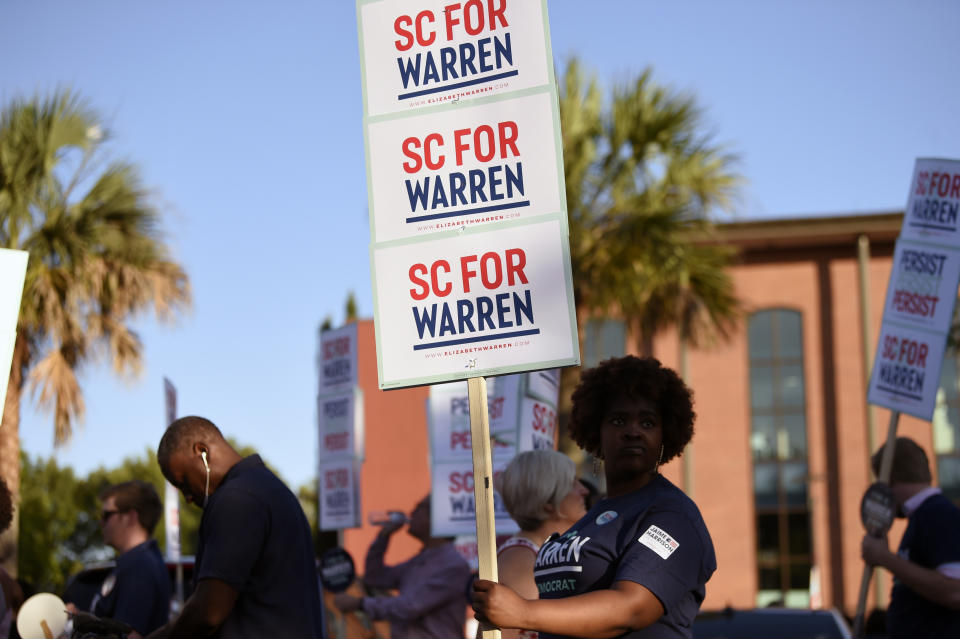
[595,510,618,526]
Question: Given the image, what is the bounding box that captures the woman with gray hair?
[495,450,588,639]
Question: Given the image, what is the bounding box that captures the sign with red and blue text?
[868,158,960,420]
[358,0,578,389]
[358,0,551,118]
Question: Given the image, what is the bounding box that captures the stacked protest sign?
[429,369,561,561]
[0,249,27,407]
[318,324,365,530]
[867,158,960,420]
[356,0,579,390]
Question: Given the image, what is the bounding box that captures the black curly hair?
[569,355,695,465]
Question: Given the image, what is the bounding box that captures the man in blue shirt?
[861,437,960,638]
[91,480,171,638]
[149,416,324,639]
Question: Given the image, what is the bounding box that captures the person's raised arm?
[364,521,406,589]
[472,579,664,639]
[863,535,960,609]
[145,579,239,639]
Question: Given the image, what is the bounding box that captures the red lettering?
[480,251,503,288]
[449,471,474,493]
[431,260,452,297]
[443,3,461,40]
[498,121,519,158]
[488,0,508,28]
[415,10,436,46]
[443,0,507,40]
[505,248,528,285]
[454,127,471,166]
[450,431,471,450]
[402,137,422,173]
[463,0,485,35]
[394,15,414,51]
[409,263,429,300]
[474,125,495,162]
[461,254,479,293]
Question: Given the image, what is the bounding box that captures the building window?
[933,352,960,503]
[748,309,813,608]
[582,318,626,368]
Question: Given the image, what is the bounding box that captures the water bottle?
[368,510,407,526]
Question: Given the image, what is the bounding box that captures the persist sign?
[868,158,960,420]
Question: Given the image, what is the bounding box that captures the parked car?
[693,607,852,639]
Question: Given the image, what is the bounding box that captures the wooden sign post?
[468,377,501,639]
[851,410,900,637]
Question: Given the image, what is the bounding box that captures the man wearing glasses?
[89,480,172,638]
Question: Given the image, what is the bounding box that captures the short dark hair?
[0,478,12,534]
[100,480,163,534]
[871,437,932,484]
[569,356,695,465]
[157,415,224,470]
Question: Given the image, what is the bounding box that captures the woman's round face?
[599,393,663,482]
[554,477,588,525]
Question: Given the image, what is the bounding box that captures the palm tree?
[560,59,741,352]
[557,60,742,482]
[0,91,190,572]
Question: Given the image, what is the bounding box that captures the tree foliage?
[18,442,313,595]
[0,89,191,571]
[560,59,742,350]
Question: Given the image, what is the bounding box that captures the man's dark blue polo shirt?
[196,454,324,638]
[94,539,170,636]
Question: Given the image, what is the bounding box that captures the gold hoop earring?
[592,456,603,477]
[655,445,664,474]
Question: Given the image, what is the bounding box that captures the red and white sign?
[900,158,960,245]
[868,323,946,420]
[372,219,577,388]
[319,323,358,393]
[318,389,365,461]
[367,92,562,242]
[319,458,362,530]
[358,0,551,117]
[430,458,518,537]
[517,397,557,452]
[428,374,519,460]
[868,158,960,421]
[880,239,960,334]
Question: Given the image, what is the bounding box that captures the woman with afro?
[474,356,716,639]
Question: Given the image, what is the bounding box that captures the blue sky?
[2,0,958,490]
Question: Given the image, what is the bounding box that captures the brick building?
[335,211,960,617]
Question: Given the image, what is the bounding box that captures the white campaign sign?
[524,368,560,406]
[0,249,27,408]
[868,158,960,421]
[367,92,562,242]
[372,218,577,388]
[899,158,960,245]
[358,0,551,118]
[319,457,362,530]
[430,458,518,537]
[868,321,947,421]
[428,374,519,460]
[318,323,359,393]
[880,239,960,335]
[318,389,365,461]
[517,396,558,452]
